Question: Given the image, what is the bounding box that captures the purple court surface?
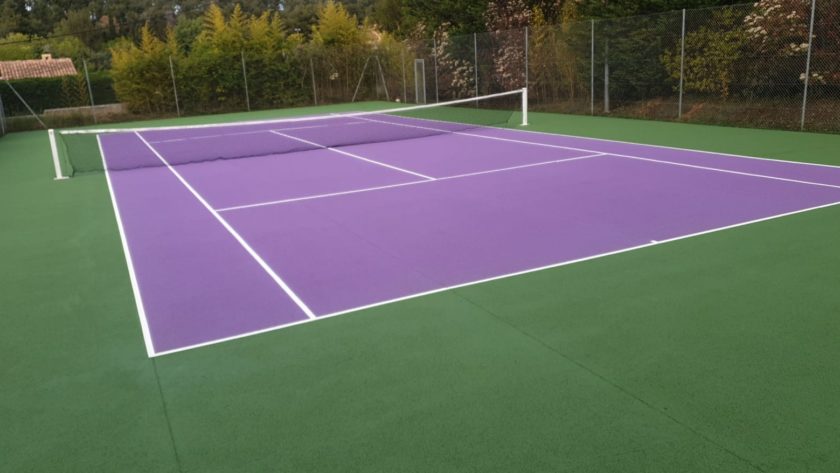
[99,115,840,356]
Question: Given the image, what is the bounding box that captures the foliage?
[528,6,587,106]
[0,71,114,116]
[0,33,40,60]
[110,6,309,114]
[484,0,530,92]
[110,25,178,113]
[311,0,363,46]
[662,9,747,99]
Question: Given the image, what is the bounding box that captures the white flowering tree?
[483,0,530,93]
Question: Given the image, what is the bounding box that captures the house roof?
[0,57,78,80]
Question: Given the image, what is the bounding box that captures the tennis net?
[49,88,528,179]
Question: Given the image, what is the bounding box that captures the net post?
[48,129,68,180]
[521,88,529,126]
[678,9,686,119]
[800,0,816,131]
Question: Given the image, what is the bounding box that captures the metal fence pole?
[241,50,251,112]
[473,32,479,97]
[678,9,686,119]
[0,93,6,136]
[401,48,407,102]
[168,56,181,117]
[4,79,47,129]
[82,58,97,123]
[309,56,318,105]
[524,26,529,90]
[590,19,595,115]
[375,56,390,101]
[800,0,817,131]
[433,37,440,103]
[604,40,609,113]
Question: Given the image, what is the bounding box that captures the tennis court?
[61,90,840,356]
[5,95,840,473]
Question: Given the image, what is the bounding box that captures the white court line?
[216,152,606,212]
[98,136,155,357]
[148,121,367,144]
[365,111,840,171]
[614,154,840,190]
[153,198,840,357]
[497,122,840,170]
[356,116,840,191]
[270,130,435,180]
[133,132,317,332]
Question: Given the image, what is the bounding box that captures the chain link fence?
[524,0,839,132]
[0,1,837,135]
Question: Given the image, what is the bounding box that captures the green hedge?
[0,71,116,117]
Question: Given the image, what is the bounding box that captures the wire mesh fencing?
[0,1,837,134]
[528,0,839,132]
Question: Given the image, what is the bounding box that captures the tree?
[662,9,747,99]
[110,24,178,113]
[311,0,362,46]
[0,33,40,60]
[484,0,531,91]
[0,0,23,37]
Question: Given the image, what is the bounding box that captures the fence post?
[433,37,440,103]
[524,26,529,90]
[800,0,817,131]
[82,58,97,123]
[375,56,390,101]
[309,55,318,105]
[590,19,595,115]
[473,32,479,97]
[678,9,686,119]
[0,93,6,136]
[168,56,181,117]
[401,48,407,102]
[352,56,372,102]
[4,79,47,129]
[241,50,251,112]
[604,40,609,113]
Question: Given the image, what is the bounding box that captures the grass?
[2,104,840,472]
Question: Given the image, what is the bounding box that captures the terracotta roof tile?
[0,58,78,80]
